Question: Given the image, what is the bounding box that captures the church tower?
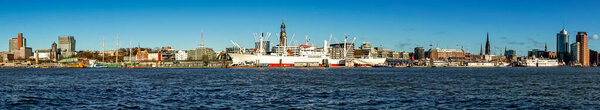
[279,19,287,46]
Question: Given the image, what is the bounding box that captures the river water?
[1,67,599,109]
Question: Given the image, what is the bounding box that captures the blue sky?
[0,0,599,56]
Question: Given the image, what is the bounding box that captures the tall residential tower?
[576,32,589,66]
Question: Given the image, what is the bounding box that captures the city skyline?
[1,0,600,56]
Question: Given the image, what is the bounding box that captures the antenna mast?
[201,30,205,48]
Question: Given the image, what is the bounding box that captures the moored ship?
[518,58,560,67]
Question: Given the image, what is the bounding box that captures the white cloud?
[593,34,599,40]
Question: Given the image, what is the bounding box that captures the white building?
[175,50,188,60]
[148,53,160,61]
[34,50,51,60]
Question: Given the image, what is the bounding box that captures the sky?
[0,0,599,56]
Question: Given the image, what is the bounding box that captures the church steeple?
[279,19,287,46]
[544,42,547,52]
[480,44,483,56]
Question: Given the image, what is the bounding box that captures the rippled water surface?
[1,67,600,109]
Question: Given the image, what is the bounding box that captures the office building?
[556,29,569,63]
[374,46,392,58]
[571,42,580,65]
[58,36,76,57]
[505,49,516,57]
[329,43,354,59]
[528,49,545,58]
[9,38,19,52]
[354,42,377,59]
[6,33,32,60]
[590,50,598,66]
[414,47,425,60]
[576,32,589,66]
[9,33,26,52]
[485,32,491,55]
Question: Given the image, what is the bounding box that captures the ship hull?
[229,54,386,67]
[354,58,386,66]
[518,59,561,67]
[230,54,324,66]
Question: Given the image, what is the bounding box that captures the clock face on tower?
[282,33,286,37]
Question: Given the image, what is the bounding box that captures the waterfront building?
[136,48,149,61]
[1,53,14,61]
[576,32,589,66]
[397,52,410,60]
[148,53,160,61]
[354,42,377,59]
[414,47,425,60]
[175,50,188,61]
[374,46,392,58]
[360,42,372,49]
[329,43,354,59]
[590,50,598,66]
[160,49,176,61]
[505,49,516,57]
[527,49,545,58]
[427,48,465,60]
[8,38,19,52]
[570,42,580,65]
[8,34,23,52]
[546,52,557,59]
[485,32,491,55]
[556,29,569,63]
[8,33,26,52]
[187,47,217,60]
[226,47,246,54]
[58,36,76,57]
[34,49,52,60]
[7,33,32,60]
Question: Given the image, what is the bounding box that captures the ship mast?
[116,34,119,63]
[259,32,264,56]
[102,36,105,62]
[129,40,133,62]
[343,34,347,59]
